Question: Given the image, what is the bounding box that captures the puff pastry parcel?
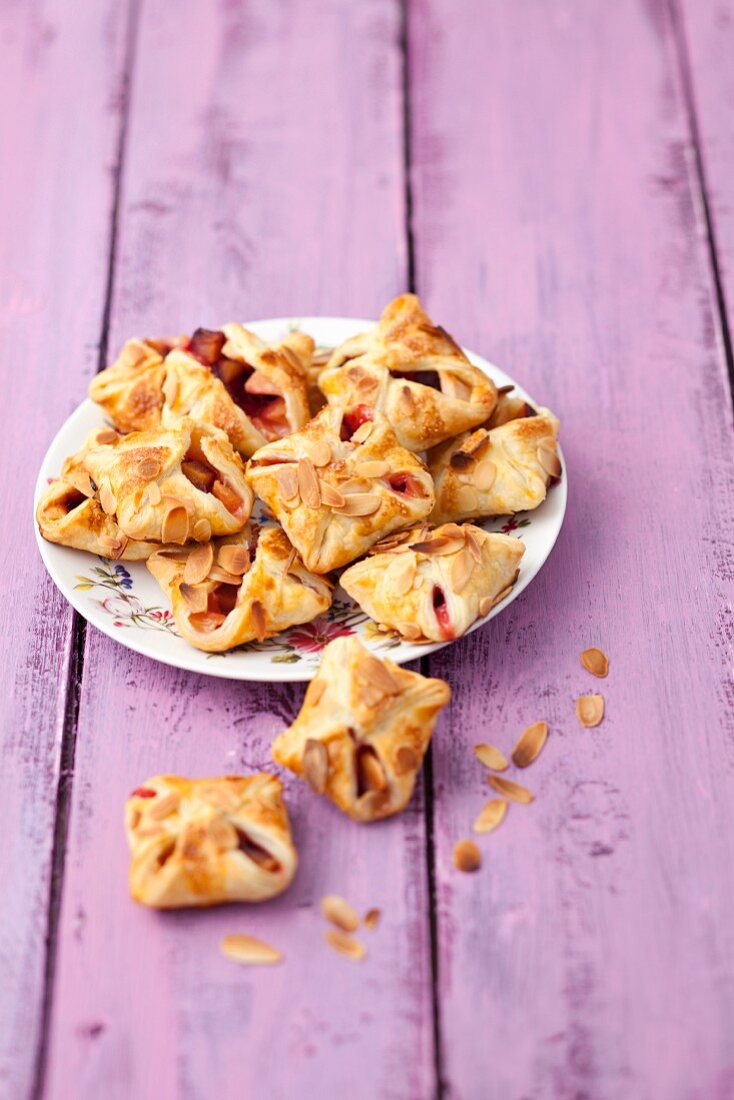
[318,295,497,451]
[78,420,253,544]
[341,523,525,642]
[429,412,561,524]
[147,525,332,652]
[125,773,297,909]
[246,405,435,573]
[272,636,451,822]
[36,476,162,560]
[90,325,312,456]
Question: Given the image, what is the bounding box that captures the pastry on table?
[428,411,560,524]
[147,525,333,652]
[79,420,253,544]
[89,324,312,456]
[341,523,525,642]
[36,477,162,560]
[318,294,497,451]
[246,405,435,573]
[125,773,297,908]
[271,636,451,823]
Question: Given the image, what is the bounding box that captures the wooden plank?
[0,2,133,1094]
[408,0,734,1096]
[45,2,436,1097]
[675,0,734,342]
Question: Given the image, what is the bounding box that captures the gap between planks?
[30,1,143,1096]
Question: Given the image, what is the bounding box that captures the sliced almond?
[276,465,299,501]
[397,385,415,415]
[99,484,117,515]
[472,799,509,835]
[395,621,422,641]
[333,492,381,517]
[148,790,180,820]
[183,542,214,585]
[180,583,208,614]
[324,929,366,961]
[162,504,190,545]
[478,595,494,617]
[303,739,329,793]
[474,459,497,492]
[297,457,321,508]
[95,428,118,445]
[207,565,244,585]
[576,694,604,727]
[319,480,347,509]
[148,482,163,507]
[385,553,417,597]
[453,839,482,873]
[456,484,479,513]
[137,456,161,480]
[487,775,534,804]
[218,544,250,576]
[321,894,360,933]
[537,441,561,478]
[250,599,267,642]
[410,536,465,556]
[394,746,418,775]
[309,440,332,467]
[474,743,509,771]
[358,749,388,792]
[221,934,282,966]
[99,533,123,550]
[511,721,548,768]
[363,908,381,930]
[450,547,475,594]
[354,460,390,479]
[465,528,483,563]
[350,420,373,444]
[360,654,400,696]
[580,647,609,678]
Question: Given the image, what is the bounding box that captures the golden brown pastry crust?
[89,327,312,456]
[428,411,560,524]
[80,420,253,543]
[246,406,435,573]
[340,523,525,642]
[318,295,497,451]
[125,773,297,909]
[272,637,451,822]
[147,525,333,652]
[36,477,162,560]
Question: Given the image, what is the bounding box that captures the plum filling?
[181,453,217,493]
[341,404,374,440]
[62,489,88,515]
[235,828,281,873]
[392,368,442,391]
[388,473,426,498]
[187,327,225,365]
[355,745,388,797]
[432,585,453,639]
[189,583,240,633]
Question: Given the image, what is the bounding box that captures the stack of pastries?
[37,295,560,653]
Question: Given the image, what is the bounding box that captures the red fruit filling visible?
[341,404,374,440]
[131,787,157,799]
[181,453,217,493]
[212,478,247,519]
[432,586,453,639]
[236,828,281,872]
[388,473,426,498]
[187,328,225,365]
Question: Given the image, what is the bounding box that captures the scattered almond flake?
[396,621,422,641]
[276,465,299,500]
[321,894,360,933]
[333,492,381,516]
[478,595,493,617]
[303,739,329,793]
[394,746,418,775]
[397,385,415,415]
[99,533,122,550]
[184,542,214,585]
[99,484,117,515]
[580,647,609,678]
[111,536,129,560]
[324,929,366,961]
[472,799,509,834]
[207,565,242,585]
[354,460,390,479]
[474,459,497,492]
[147,790,180,820]
[576,694,604,727]
[487,775,534,804]
[385,553,416,597]
[309,440,332,467]
[456,484,479,512]
[297,457,321,508]
[148,482,163,507]
[492,583,514,606]
[282,544,298,577]
[138,456,161,480]
[511,721,548,768]
[162,372,179,405]
[251,599,267,642]
[95,428,118,445]
[464,528,483,563]
[162,503,189,545]
[350,420,373,443]
[218,544,250,576]
[180,583,208,614]
[474,743,509,771]
[497,383,514,395]
[360,654,400,696]
[319,480,347,508]
[308,678,326,706]
[221,934,282,966]
[363,908,381,930]
[453,839,482,873]
[450,547,475,594]
[537,440,561,478]
[410,536,464,556]
[357,750,388,791]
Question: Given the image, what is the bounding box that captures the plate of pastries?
[34,295,566,681]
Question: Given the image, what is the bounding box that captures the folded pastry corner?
[318,294,497,451]
[125,772,297,908]
[246,405,435,573]
[341,523,525,642]
[429,411,561,524]
[271,636,451,822]
[36,476,161,560]
[147,524,332,652]
[90,326,313,456]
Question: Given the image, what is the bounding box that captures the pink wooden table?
[4,1,734,1096]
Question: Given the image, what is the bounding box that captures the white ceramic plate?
[34,316,566,681]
